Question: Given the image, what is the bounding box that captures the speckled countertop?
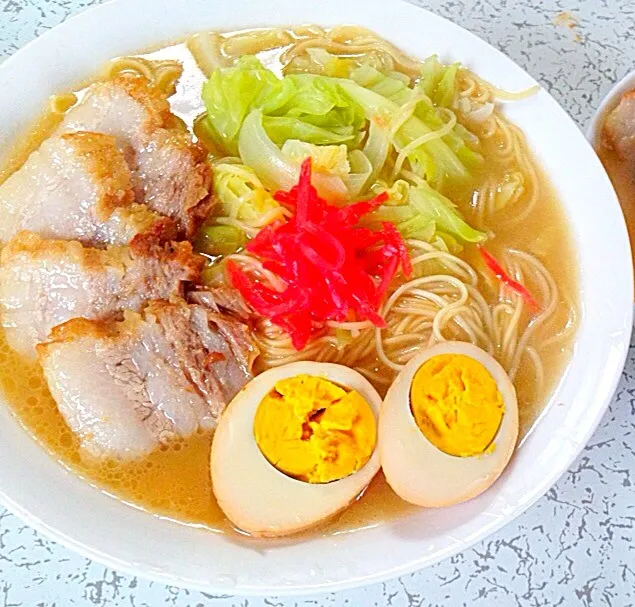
[1,0,634,605]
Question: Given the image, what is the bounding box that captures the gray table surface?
[1,0,635,605]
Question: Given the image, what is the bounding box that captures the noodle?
[238,232,556,396]
[104,56,183,95]
[457,69,541,226]
[49,93,77,114]
[392,107,457,180]
[49,55,187,114]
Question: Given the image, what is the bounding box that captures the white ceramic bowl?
[0,0,631,595]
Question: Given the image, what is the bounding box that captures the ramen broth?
[0,38,578,533]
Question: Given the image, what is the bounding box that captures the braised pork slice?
[58,74,213,235]
[38,299,258,460]
[603,91,635,167]
[95,203,177,246]
[188,286,252,320]
[0,131,174,245]
[0,231,202,358]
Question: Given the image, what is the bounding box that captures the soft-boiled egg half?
[380,341,518,508]
[211,361,382,537]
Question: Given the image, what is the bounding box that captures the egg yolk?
[253,375,376,484]
[410,354,504,457]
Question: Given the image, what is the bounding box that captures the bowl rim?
[0,0,632,595]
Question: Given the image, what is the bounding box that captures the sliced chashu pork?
[58,73,213,235]
[0,231,202,358]
[188,286,253,321]
[38,299,258,460]
[0,131,176,246]
[603,91,635,166]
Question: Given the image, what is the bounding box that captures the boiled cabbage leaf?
[368,179,486,246]
[202,57,365,155]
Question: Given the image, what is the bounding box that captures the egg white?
[211,361,382,537]
[379,341,519,508]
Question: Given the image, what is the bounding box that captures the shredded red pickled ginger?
[227,159,412,350]
[477,245,539,312]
